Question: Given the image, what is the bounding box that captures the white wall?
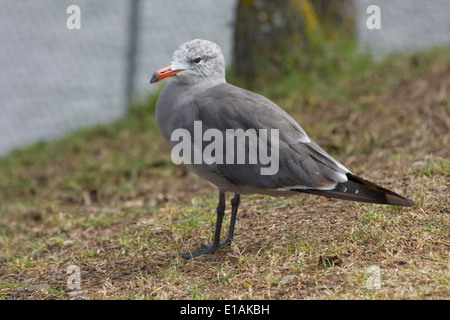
[355,0,450,53]
[0,0,238,156]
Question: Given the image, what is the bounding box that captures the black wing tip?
[291,173,415,208]
[346,173,415,207]
[385,194,415,207]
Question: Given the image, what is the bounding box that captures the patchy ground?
[0,46,449,300]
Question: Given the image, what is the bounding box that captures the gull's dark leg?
[225,193,240,243]
[181,190,226,259]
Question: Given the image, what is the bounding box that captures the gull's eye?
[192,57,202,64]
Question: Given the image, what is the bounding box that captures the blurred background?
[1,1,449,300]
[1,0,449,156]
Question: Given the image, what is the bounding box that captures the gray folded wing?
[180,83,350,191]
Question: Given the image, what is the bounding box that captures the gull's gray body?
[151,39,414,258]
[156,80,348,197]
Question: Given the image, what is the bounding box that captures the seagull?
[150,39,414,258]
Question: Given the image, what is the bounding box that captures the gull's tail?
[294,173,415,207]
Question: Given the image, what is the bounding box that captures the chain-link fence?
[1,0,449,156]
[0,0,237,156]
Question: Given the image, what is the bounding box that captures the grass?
[0,38,449,300]
[408,156,450,177]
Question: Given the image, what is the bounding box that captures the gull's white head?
[150,39,226,85]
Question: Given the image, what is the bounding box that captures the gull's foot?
[181,238,232,259]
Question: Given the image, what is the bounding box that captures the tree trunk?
[233,0,355,87]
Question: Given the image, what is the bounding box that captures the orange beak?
[150,65,183,83]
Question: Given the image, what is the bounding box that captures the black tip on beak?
[150,72,158,84]
[150,65,182,85]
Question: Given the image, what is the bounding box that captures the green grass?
[0,89,164,204]
[408,156,450,177]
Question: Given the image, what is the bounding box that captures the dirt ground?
[0,52,449,300]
